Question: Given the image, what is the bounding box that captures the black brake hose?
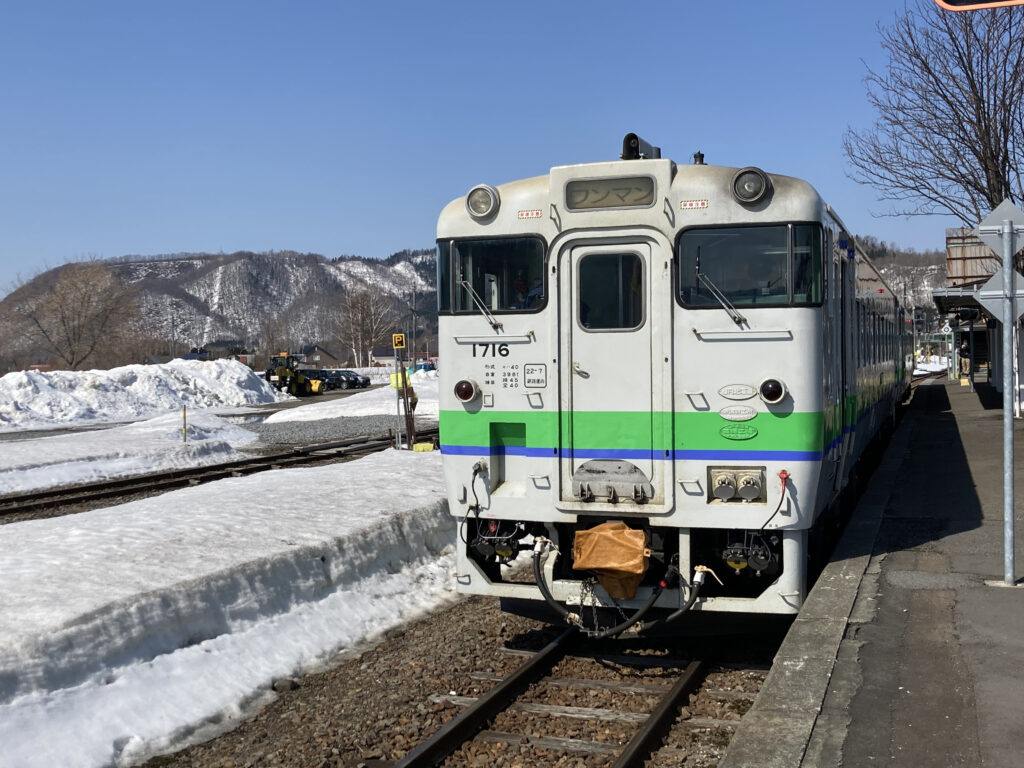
[587,586,662,639]
[533,547,572,621]
[533,546,664,638]
[637,570,705,634]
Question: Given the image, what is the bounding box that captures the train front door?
[559,239,671,509]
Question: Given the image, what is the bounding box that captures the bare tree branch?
[13,262,141,370]
[332,286,397,367]
[844,1,1024,224]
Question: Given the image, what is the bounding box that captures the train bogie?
[437,135,906,636]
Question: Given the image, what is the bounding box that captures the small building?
[371,346,438,369]
[299,344,343,368]
[933,220,1024,413]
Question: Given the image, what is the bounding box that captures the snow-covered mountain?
[105,249,434,348]
[876,261,948,310]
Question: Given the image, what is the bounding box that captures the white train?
[436,135,908,636]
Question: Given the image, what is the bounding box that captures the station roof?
[933,272,1024,322]
[932,281,990,317]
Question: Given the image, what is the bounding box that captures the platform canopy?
[932,276,1024,321]
[933,201,1024,321]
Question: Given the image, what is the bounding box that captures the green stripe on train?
[439,410,826,452]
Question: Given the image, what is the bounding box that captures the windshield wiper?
[695,248,747,327]
[458,278,503,332]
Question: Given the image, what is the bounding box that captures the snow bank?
[0,359,289,432]
[0,449,454,768]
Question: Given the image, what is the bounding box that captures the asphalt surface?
[721,376,1024,768]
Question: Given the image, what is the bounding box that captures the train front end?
[437,139,830,633]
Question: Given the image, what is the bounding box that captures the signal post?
[392,333,416,449]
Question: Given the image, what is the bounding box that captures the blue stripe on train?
[439,445,822,461]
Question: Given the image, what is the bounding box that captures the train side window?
[436,241,452,312]
[577,252,644,330]
[858,303,865,364]
[792,224,823,304]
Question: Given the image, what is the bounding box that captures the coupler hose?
[587,585,662,640]
[637,566,714,634]
[532,538,664,639]
[533,539,572,622]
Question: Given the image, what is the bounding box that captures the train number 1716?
[472,343,510,357]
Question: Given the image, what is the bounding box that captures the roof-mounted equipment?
[621,133,661,160]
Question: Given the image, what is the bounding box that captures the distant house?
[370,346,438,369]
[298,344,343,368]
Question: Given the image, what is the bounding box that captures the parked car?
[338,370,371,388]
[317,370,349,390]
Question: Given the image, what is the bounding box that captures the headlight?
[732,167,771,205]
[759,378,786,404]
[466,185,500,220]
[454,379,481,403]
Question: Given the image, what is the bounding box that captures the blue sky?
[0,1,964,291]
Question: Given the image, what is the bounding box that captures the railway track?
[910,369,948,390]
[392,628,765,768]
[0,428,438,520]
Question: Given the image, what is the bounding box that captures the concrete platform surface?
[720,379,1024,768]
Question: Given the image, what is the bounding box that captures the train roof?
[437,154,829,241]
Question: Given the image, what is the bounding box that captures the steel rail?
[610,658,706,768]
[394,628,577,768]
[395,636,712,768]
[0,428,438,517]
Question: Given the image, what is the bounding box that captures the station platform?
[721,378,1024,768]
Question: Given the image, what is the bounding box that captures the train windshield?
[437,237,546,313]
[677,224,823,308]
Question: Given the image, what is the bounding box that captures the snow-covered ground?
[0,411,261,494]
[0,362,452,768]
[0,361,439,495]
[263,370,438,423]
[914,355,950,376]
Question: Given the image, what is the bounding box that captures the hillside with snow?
[0,248,437,358]
[125,249,437,347]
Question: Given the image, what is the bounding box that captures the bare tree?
[258,313,301,368]
[844,1,1024,224]
[13,262,141,370]
[332,286,397,367]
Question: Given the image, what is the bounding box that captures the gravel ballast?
[145,594,770,768]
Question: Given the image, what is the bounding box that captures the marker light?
[759,378,786,404]
[732,167,771,205]
[466,185,500,220]
[454,379,481,403]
